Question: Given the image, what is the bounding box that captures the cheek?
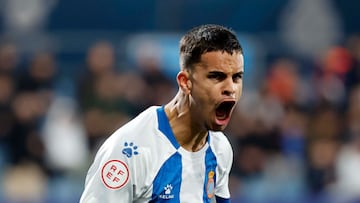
[191,84,215,104]
[238,87,243,98]
[235,83,243,98]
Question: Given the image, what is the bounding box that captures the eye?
[233,72,243,83]
[208,72,226,81]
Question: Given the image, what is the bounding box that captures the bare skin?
[164,51,244,152]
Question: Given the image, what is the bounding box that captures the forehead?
[197,51,244,73]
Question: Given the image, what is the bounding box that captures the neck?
[164,91,208,152]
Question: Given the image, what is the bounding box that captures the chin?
[210,124,227,132]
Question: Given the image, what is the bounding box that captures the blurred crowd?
[0,39,176,203]
[0,32,359,203]
[227,35,360,203]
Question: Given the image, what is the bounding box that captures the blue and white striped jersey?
[80,106,233,203]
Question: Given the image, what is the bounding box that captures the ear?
[177,70,192,94]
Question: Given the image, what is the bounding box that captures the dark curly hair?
[179,24,243,70]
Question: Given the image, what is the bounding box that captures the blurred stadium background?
[0,0,360,202]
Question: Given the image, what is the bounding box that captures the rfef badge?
[101,160,129,190]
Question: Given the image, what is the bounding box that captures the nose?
[222,79,236,97]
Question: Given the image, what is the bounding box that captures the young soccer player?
[80,24,244,203]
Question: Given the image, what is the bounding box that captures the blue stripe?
[216,196,231,203]
[150,152,182,203]
[157,106,180,149]
[203,145,218,203]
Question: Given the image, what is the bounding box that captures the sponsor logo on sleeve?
[101,160,129,190]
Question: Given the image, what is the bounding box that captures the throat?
[179,132,208,152]
[191,142,206,152]
[164,105,208,152]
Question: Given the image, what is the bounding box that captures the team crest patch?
[206,170,215,199]
[101,160,129,190]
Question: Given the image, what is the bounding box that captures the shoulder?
[120,106,160,130]
[95,106,161,158]
[209,131,233,152]
[208,131,233,164]
[110,106,160,139]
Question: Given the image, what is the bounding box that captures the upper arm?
[80,137,134,203]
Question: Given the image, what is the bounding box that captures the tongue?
[216,109,227,120]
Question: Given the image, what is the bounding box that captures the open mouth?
[215,101,236,120]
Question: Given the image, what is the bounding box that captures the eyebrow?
[236,71,244,76]
[208,70,244,75]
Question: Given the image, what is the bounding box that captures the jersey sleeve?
[214,136,234,200]
[79,134,136,203]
